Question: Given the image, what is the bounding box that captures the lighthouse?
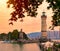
[41,12,47,39]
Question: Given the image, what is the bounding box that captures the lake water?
[0,41,40,51]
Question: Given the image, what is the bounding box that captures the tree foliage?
[7,0,60,28]
[0,33,7,40]
[7,32,12,40]
[7,0,43,24]
[0,29,28,41]
[12,29,19,40]
[46,0,60,27]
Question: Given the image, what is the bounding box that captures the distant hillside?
[27,32,41,38]
[27,31,60,40]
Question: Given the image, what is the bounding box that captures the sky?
[0,0,59,34]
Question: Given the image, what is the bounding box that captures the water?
[0,41,40,51]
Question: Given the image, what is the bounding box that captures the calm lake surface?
[0,41,40,51]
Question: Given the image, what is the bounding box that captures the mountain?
[27,31,60,40]
[27,32,41,39]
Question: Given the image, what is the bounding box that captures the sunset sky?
[0,0,59,34]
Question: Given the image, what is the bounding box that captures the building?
[41,11,47,39]
[19,29,28,40]
[19,29,24,39]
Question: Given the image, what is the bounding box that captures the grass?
[47,48,52,51]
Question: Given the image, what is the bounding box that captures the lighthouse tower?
[41,12,47,39]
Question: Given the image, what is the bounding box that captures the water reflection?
[0,41,40,51]
[22,43,40,51]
